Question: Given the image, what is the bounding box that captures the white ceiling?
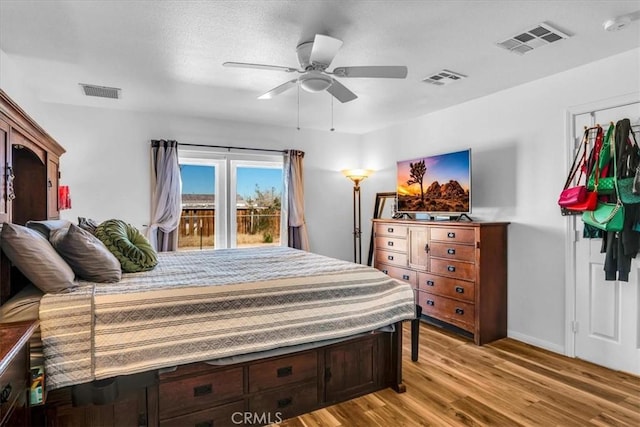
[1,0,639,134]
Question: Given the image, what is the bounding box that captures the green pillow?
[95,220,158,273]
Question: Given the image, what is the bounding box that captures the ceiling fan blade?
[257,79,298,100]
[327,79,357,103]
[223,62,298,73]
[309,34,343,67]
[332,66,408,78]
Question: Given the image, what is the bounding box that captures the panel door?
[408,226,429,271]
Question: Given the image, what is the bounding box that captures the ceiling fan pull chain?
[330,94,335,132]
[297,81,301,131]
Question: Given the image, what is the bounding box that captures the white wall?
[360,48,640,352]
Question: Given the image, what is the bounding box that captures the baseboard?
[507,330,565,355]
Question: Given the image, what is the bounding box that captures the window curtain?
[285,149,310,251]
[149,140,182,251]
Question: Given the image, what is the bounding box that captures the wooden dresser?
[373,219,509,345]
[0,320,39,426]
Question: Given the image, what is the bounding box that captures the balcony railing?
[179,208,281,249]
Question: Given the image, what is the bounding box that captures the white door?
[572,101,640,375]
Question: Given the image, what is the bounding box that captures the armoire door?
[0,118,10,223]
[572,101,640,375]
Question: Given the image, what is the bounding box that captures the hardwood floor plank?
[279,322,640,427]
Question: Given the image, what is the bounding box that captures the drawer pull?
[193,384,212,397]
[455,286,464,293]
[425,280,435,287]
[424,243,429,253]
[387,241,394,246]
[455,308,464,315]
[277,397,293,408]
[447,265,456,272]
[426,300,435,306]
[277,366,293,377]
[387,227,394,233]
[382,269,388,274]
[447,232,455,238]
[387,255,394,261]
[195,422,213,427]
[0,383,11,403]
[402,274,410,280]
[447,248,456,255]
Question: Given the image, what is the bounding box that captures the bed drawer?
[417,291,475,333]
[418,272,475,302]
[159,400,245,427]
[430,227,475,244]
[430,258,475,281]
[374,223,408,238]
[249,352,317,393]
[429,242,475,263]
[249,380,318,422]
[378,264,417,288]
[159,367,244,420]
[375,249,407,268]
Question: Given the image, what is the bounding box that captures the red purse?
[559,126,600,215]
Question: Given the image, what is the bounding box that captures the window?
[178,149,285,250]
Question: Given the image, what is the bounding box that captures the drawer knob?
[387,227,394,233]
[455,308,464,315]
[0,383,11,403]
[277,397,293,408]
[193,383,212,397]
[277,366,293,377]
[447,265,456,272]
[388,255,394,261]
[426,300,435,306]
[387,241,394,246]
[382,269,388,274]
[426,280,435,287]
[455,286,464,293]
[424,243,429,253]
[447,232,455,238]
[195,422,213,427]
[402,274,410,280]
[447,248,456,255]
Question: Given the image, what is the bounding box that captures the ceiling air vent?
[497,22,571,55]
[422,70,467,86]
[79,84,121,99]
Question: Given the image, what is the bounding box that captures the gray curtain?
[285,149,310,250]
[149,140,182,251]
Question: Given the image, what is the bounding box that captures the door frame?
[564,92,640,358]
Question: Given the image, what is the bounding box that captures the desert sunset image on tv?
[396,149,470,213]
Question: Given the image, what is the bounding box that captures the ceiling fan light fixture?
[299,72,333,93]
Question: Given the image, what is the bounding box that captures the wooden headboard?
[0,89,66,304]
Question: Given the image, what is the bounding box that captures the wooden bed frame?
[0,90,408,426]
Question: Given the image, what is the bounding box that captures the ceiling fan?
[223,34,408,103]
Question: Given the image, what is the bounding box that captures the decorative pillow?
[25,219,72,239]
[50,223,122,283]
[78,217,100,235]
[0,223,76,293]
[0,284,43,323]
[95,219,158,273]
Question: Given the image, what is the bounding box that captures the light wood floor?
[278,322,640,427]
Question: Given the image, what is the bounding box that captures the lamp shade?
[342,169,374,185]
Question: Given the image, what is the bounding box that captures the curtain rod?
[178,142,286,154]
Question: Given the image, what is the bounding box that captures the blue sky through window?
[180,164,282,198]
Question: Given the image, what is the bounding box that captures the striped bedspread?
[39,247,415,390]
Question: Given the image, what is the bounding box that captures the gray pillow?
[0,223,76,293]
[25,219,72,239]
[77,217,99,235]
[50,223,122,283]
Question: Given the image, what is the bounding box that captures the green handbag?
[617,177,640,205]
[582,201,624,231]
[587,125,615,193]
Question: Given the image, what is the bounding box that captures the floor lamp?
[342,169,373,264]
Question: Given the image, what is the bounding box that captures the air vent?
[497,22,571,55]
[422,70,467,86]
[79,84,121,99]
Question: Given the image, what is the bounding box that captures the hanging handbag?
[559,126,598,214]
[587,125,615,194]
[582,123,625,232]
[615,122,640,204]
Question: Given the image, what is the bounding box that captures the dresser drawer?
[430,227,475,244]
[417,292,475,332]
[159,400,245,427]
[378,264,417,287]
[374,223,408,238]
[430,258,475,281]
[0,345,27,424]
[429,242,475,263]
[417,272,475,303]
[249,380,318,422]
[249,352,317,393]
[159,367,244,420]
[375,236,407,252]
[375,249,407,268]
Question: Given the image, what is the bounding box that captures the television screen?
[396,149,471,215]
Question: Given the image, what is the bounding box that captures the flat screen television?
[396,149,471,216]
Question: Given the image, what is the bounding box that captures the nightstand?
[0,320,38,427]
